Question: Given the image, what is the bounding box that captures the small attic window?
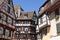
[24,14,28,19]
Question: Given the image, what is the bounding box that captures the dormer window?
[24,14,28,19]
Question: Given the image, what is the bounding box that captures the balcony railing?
[15,24,35,27]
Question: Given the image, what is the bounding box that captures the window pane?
[16,21,22,24]
[9,31,11,37]
[42,17,46,22]
[24,14,28,19]
[38,18,40,24]
[55,8,59,20]
[3,28,5,35]
[8,17,12,24]
[5,29,9,36]
[56,23,60,35]
[23,21,29,24]
[7,0,10,4]
[7,6,10,13]
[24,27,28,33]
[0,27,3,35]
[0,13,1,19]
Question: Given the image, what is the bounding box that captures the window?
[15,11,18,17]
[39,18,41,24]
[16,21,22,24]
[31,21,35,25]
[16,28,20,31]
[40,17,43,24]
[12,19,13,25]
[23,21,29,24]
[32,35,34,37]
[3,28,5,35]
[8,17,12,25]
[7,0,10,4]
[55,8,59,21]
[43,28,47,35]
[56,23,60,35]
[17,9,20,18]
[7,6,10,13]
[24,14,28,19]
[32,16,36,20]
[40,14,46,24]
[24,35,26,38]
[3,14,7,22]
[42,14,46,22]
[9,31,11,37]
[20,13,22,16]
[5,29,9,36]
[51,0,55,5]
[1,14,7,23]
[0,13,1,19]
[24,27,28,32]
[0,27,3,35]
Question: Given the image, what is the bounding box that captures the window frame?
[55,8,59,21]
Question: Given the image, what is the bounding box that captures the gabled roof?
[17,11,37,20]
[38,0,49,17]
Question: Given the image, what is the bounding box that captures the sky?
[13,0,46,14]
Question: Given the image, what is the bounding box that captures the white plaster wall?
[49,12,57,37]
